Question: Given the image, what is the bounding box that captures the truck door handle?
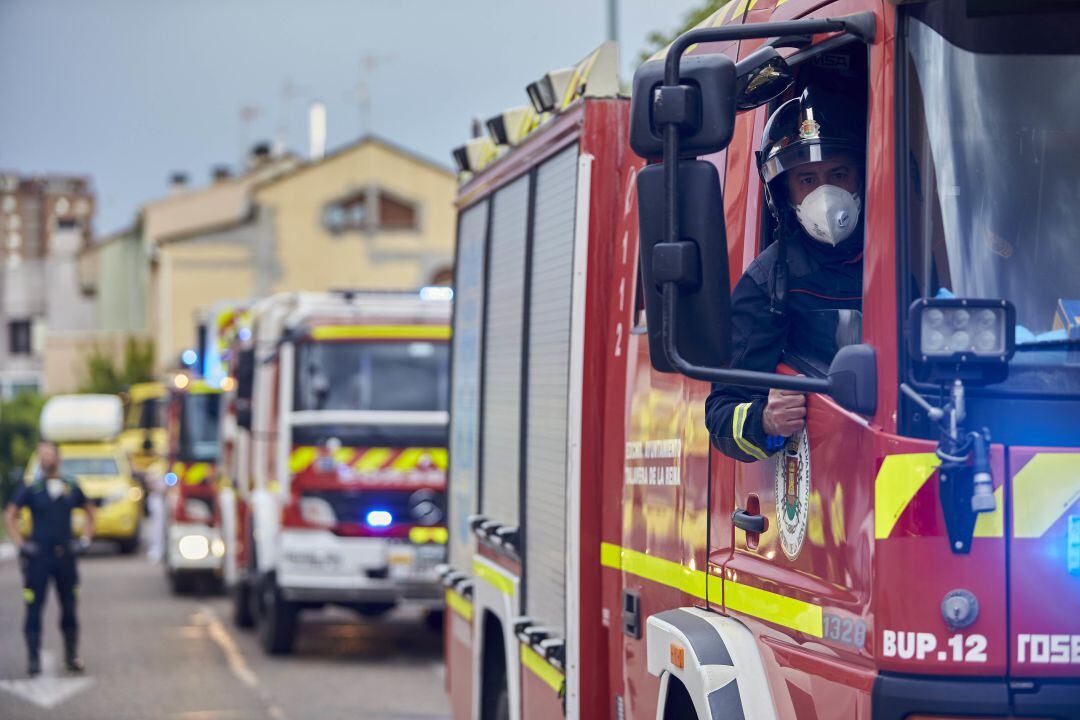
[733,508,766,534]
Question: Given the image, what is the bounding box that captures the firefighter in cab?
[3,441,95,676]
[706,87,865,462]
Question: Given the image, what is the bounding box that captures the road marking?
[196,605,258,688]
[0,650,95,709]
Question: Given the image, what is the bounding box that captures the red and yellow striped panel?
[289,446,447,488]
[171,461,215,486]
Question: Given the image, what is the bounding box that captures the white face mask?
[46,478,65,500]
[793,184,861,246]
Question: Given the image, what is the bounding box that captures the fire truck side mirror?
[636,160,732,373]
[629,54,736,160]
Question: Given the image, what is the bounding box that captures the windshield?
[60,458,119,476]
[904,11,1080,396]
[125,398,163,430]
[294,341,449,413]
[905,16,1080,343]
[180,394,220,461]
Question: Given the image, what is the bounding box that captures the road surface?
[0,542,450,720]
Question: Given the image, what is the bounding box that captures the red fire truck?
[440,2,1080,718]
[216,290,452,655]
[163,374,224,594]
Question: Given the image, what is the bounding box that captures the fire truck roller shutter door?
[524,144,579,637]
[449,201,489,572]
[480,175,529,528]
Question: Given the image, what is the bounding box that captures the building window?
[378,193,417,230]
[321,188,418,234]
[9,319,32,355]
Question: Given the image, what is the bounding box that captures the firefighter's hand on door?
[762,388,806,437]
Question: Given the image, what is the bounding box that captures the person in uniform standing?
[3,441,94,676]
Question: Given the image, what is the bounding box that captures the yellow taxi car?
[21,443,144,554]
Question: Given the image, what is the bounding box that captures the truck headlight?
[908,298,1015,385]
[299,496,336,528]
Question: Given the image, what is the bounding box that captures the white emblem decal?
[774,429,811,561]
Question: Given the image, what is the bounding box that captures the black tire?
[168,570,193,595]
[117,534,140,555]
[425,609,445,633]
[259,580,297,655]
[232,580,255,629]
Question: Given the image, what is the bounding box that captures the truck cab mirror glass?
[629,54,737,160]
[734,47,794,111]
[636,160,732,372]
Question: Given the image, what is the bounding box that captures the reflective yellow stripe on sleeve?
[733,403,769,461]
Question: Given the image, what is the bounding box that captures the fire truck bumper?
[167,523,225,572]
[873,673,1080,720]
[276,530,445,606]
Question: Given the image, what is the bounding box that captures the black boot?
[63,632,84,673]
[26,634,41,676]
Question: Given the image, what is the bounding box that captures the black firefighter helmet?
[756,87,865,214]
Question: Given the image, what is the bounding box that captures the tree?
[0,390,46,505]
[78,336,156,395]
[638,0,731,65]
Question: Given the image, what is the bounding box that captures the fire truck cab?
[442,3,1080,719]
[163,374,224,594]
[219,290,452,655]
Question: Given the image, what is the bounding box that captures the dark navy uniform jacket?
[705,227,863,463]
[10,476,87,547]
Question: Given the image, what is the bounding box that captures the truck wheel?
[232,580,255,629]
[259,582,298,655]
[168,570,192,595]
[118,534,140,555]
[425,609,445,633]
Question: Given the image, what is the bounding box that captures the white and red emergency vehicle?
[216,290,452,655]
[440,3,1080,719]
[163,374,224,594]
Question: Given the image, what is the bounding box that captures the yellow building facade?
[149,137,455,368]
[254,136,456,294]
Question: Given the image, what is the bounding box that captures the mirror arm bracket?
[659,285,830,395]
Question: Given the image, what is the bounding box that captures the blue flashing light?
[238,327,252,342]
[164,472,179,487]
[419,286,453,302]
[181,349,199,367]
[365,510,393,528]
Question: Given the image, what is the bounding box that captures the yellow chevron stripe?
[520,643,564,694]
[1013,453,1080,538]
[184,463,211,485]
[391,447,424,472]
[333,448,357,466]
[289,447,318,475]
[874,453,939,539]
[427,448,448,470]
[354,448,392,472]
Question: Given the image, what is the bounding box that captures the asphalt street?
[0,542,450,720]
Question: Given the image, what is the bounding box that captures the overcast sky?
[0,0,699,234]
